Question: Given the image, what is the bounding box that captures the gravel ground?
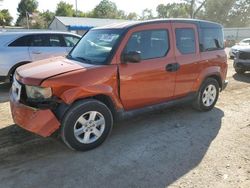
[0,57,249,188]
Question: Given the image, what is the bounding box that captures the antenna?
[75,0,78,16]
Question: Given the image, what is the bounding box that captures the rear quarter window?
[200,28,224,52]
[8,35,32,47]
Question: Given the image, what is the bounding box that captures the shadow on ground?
[233,72,250,83]
[0,106,224,188]
[0,82,11,103]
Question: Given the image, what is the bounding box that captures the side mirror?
[122,51,141,63]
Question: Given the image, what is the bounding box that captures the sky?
[0,0,181,23]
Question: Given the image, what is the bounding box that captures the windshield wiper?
[76,57,92,63]
[69,56,94,64]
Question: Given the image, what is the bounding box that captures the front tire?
[61,99,113,151]
[193,78,219,111]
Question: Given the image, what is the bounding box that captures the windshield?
[240,39,250,45]
[68,29,123,65]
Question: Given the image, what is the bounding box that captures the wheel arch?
[194,66,223,92]
[55,94,118,122]
[7,61,31,82]
[196,73,222,92]
[206,74,222,89]
[91,94,117,118]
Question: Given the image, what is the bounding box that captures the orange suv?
[10,19,228,151]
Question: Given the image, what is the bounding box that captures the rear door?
[1,35,32,77]
[172,23,201,97]
[29,34,67,61]
[117,23,177,110]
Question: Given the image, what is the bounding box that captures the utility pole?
[75,0,78,17]
[26,11,29,29]
[0,0,4,29]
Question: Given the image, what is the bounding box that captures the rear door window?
[30,35,49,47]
[48,34,65,47]
[124,29,169,60]
[175,28,196,54]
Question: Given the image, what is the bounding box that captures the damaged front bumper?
[10,93,60,137]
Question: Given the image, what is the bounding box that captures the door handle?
[166,63,180,72]
[32,51,41,54]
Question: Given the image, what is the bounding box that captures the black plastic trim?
[25,97,59,109]
[115,92,197,121]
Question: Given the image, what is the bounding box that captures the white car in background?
[229,38,250,59]
[0,31,81,82]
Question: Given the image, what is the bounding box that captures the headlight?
[25,85,52,99]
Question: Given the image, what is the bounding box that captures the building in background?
[224,27,250,41]
[49,16,129,35]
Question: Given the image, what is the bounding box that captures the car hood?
[16,56,94,85]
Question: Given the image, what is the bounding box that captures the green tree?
[126,12,138,20]
[157,3,189,18]
[92,0,120,19]
[225,0,250,27]
[201,0,232,26]
[16,12,46,29]
[40,10,55,27]
[141,9,153,20]
[31,15,46,28]
[117,10,126,19]
[184,0,207,18]
[0,9,13,26]
[75,10,86,17]
[202,0,250,27]
[55,1,74,17]
[16,0,38,25]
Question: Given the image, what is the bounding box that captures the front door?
[117,23,177,110]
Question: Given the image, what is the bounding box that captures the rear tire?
[61,99,113,151]
[193,78,219,111]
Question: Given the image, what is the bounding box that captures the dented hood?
[16,56,94,85]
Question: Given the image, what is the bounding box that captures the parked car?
[0,31,81,82]
[229,38,250,59]
[234,47,250,74]
[10,19,228,151]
